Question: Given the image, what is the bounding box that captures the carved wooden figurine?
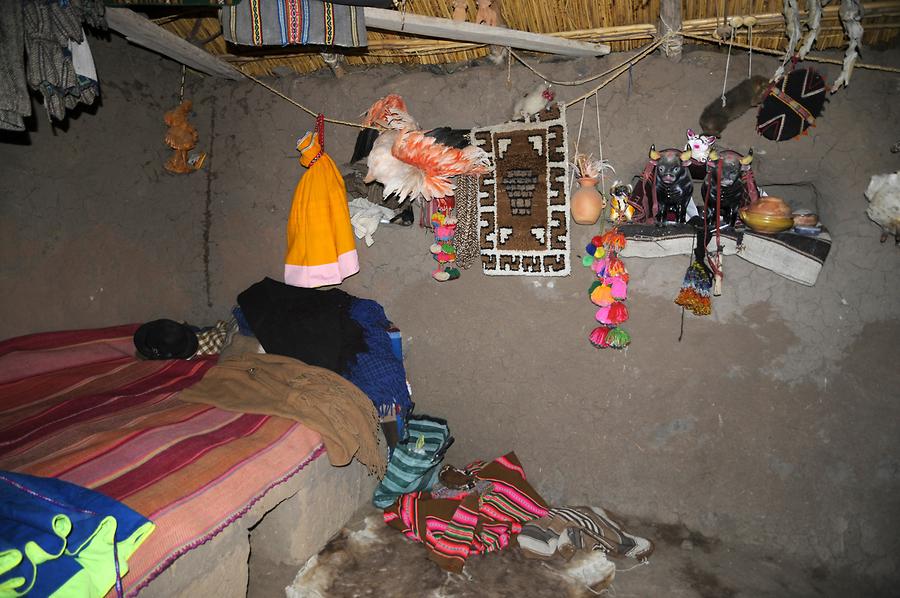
[451,0,468,21]
[475,0,501,27]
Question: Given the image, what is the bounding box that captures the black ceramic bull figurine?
[649,145,694,225]
[700,149,758,228]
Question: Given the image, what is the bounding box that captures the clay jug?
[572,177,604,225]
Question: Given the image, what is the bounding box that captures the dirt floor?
[248,505,876,598]
[2,32,900,595]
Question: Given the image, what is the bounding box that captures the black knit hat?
[133,319,199,360]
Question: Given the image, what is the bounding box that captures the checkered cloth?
[195,319,236,356]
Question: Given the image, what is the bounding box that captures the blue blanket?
[346,299,411,423]
[0,472,154,598]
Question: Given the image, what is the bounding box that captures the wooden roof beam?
[363,7,611,57]
[106,8,241,80]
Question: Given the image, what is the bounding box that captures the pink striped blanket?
[0,325,325,596]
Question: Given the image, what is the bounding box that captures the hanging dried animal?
[163,100,205,174]
[698,76,769,138]
[776,0,863,91]
[353,94,491,203]
[865,171,900,245]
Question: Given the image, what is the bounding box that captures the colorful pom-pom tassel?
[588,280,602,296]
[602,229,627,252]
[605,276,627,300]
[589,326,611,348]
[675,259,712,316]
[590,284,615,307]
[591,257,608,276]
[605,327,631,348]
[585,243,597,256]
[597,301,628,325]
[582,254,595,268]
[607,256,627,278]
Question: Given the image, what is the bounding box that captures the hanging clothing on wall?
[285,122,360,288]
[0,0,104,131]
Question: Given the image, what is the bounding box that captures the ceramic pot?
[572,177,604,225]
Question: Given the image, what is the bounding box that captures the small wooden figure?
[451,0,468,21]
[475,0,501,27]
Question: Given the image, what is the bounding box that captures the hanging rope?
[683,33,900,74]
[747,25,753,77]
[595,90,606,197]
[658,15,682,58]
[238,70,375,129]
[179,64,186,103]
[565,34,670,107]
[571,96,588,191]
[721,25,735,106]
[509,32,671,88]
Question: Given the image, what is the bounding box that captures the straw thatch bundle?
[157,0,900,76]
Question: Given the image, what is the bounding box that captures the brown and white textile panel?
[471,104,571,276]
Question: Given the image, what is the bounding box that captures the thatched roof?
[156,0,900,76]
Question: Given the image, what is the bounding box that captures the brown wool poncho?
[178,353,385,477]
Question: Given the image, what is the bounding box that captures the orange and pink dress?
[284,131,359,287]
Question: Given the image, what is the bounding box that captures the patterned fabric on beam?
[222,0,367,48]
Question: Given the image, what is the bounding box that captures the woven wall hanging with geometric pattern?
[470,104,571,276]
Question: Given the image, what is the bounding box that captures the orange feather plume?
[363,94,409,128]
[391,130,491,201]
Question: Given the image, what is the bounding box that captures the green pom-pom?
[606,327,631,349]
[588,280,601,296]
[582,254,595,267]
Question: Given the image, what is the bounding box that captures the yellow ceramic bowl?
[739,208,794,234]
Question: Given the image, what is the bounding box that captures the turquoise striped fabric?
[373,417,451,509]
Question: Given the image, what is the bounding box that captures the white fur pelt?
[285,513,616,598]
[865,171,900,242]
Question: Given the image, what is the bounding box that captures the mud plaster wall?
[2,34,899,589]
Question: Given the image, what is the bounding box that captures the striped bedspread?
[0,325,325,597]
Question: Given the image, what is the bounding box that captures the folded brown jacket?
[178,353,385,477]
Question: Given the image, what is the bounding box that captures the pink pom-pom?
[605,276,627,300]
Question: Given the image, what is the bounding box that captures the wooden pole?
[363,7,611,57]
[106,8,240,80]
[658,0,683,60]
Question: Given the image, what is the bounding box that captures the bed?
[0,324,376,597]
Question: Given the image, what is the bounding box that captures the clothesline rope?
[238,32,678,128]
[565,34,671,107]
[508,33,671,88]
[238,70,376,129]
[683,32,900,74]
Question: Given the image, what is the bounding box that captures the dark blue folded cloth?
[345,299,411,424]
